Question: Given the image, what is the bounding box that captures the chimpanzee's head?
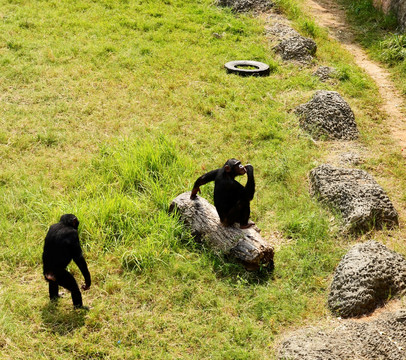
[224,158,246,177]
[60,214,79,229]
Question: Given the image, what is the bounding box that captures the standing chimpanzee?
[190,158,255,229]
[42,214,91,308]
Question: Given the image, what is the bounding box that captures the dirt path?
[305,0,406,151]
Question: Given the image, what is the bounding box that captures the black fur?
[191,159,255,227]
[42,214,91,308]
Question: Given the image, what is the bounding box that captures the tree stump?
[169,192,274,271]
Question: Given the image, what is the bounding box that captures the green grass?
[1,0,406,358]
[336,0,406,93]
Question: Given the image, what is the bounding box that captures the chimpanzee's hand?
[245,164,254,174]
[82,284,90,291]
[190,188,200,200]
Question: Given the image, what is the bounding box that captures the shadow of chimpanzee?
[212,254,274,285]
[41,301,87,335]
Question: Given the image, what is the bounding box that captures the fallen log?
[169,192,274,271]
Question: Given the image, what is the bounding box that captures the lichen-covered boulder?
[295,91,358,140]
[274,35,317,63]
[278,310,406,360]
[266,22,300,39]
[328,241,406,318]
[312,66,337,82]
[217,0,274,12]
[339,151,362,166]
[310,164,398,232]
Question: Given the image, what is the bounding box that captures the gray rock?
[339,151,362,166]
[266,22,300,39]
[379,0,406,31]
[217,0,274,12]
[295,90,358,140]
[278,310,406,360]
[329,241,406,318]
[312,66,337,82]
[310,164,398,232]
[274,35,317,63]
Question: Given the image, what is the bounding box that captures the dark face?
[60,214,79,229]
[233,162,246,176]
[224,158,246,176]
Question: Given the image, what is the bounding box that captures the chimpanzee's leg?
[221,204,240,226]
[49,280,59,301]
[237,201,252,228]
[55,269,83,308]
[222,201,247,227]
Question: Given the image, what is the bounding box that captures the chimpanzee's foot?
[50,294,62,302]
[240,221,255,229]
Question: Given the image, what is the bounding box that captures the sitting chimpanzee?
[42,214,91,308]
[190,158,255,229]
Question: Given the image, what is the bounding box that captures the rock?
[312,66,337,82]
[266,22,300,39]
[169,192,274,270]
[373,0,406,30]
[274,35,317,63]
[309,164,398,232]
[329,241,406,318]
[266,21,317,63]
[217,0,274,13]
[339,152,362,166]
[278,310,406,360]
[391,0,406,30]
[295,90,359,140]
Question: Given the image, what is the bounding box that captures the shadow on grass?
[211,254,275,285]
[41,301,87,335]
[176,231,275,285]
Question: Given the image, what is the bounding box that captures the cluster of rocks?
[296,90,398,235]
[217,0,274,13]
[214,5,406,360]
[279,242,406,359]
[309,164,398,233]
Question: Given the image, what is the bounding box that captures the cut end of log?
[170,192,274,271]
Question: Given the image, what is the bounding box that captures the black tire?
[224,60,270,77]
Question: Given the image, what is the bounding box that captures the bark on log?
[169,192,274,271]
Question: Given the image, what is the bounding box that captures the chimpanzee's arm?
[73,254,91,290]
[191,169,219,199]
[244,164,255,201]
[72,236,91,289]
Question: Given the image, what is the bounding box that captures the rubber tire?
[224,60,270,77]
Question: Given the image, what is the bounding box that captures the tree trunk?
[169,192,274,271]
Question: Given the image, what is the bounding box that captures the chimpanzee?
[190,158,255,228]
[42,214,91,308]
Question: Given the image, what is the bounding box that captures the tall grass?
[380,34,406,64]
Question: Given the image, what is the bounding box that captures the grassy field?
[1,0,406,358]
